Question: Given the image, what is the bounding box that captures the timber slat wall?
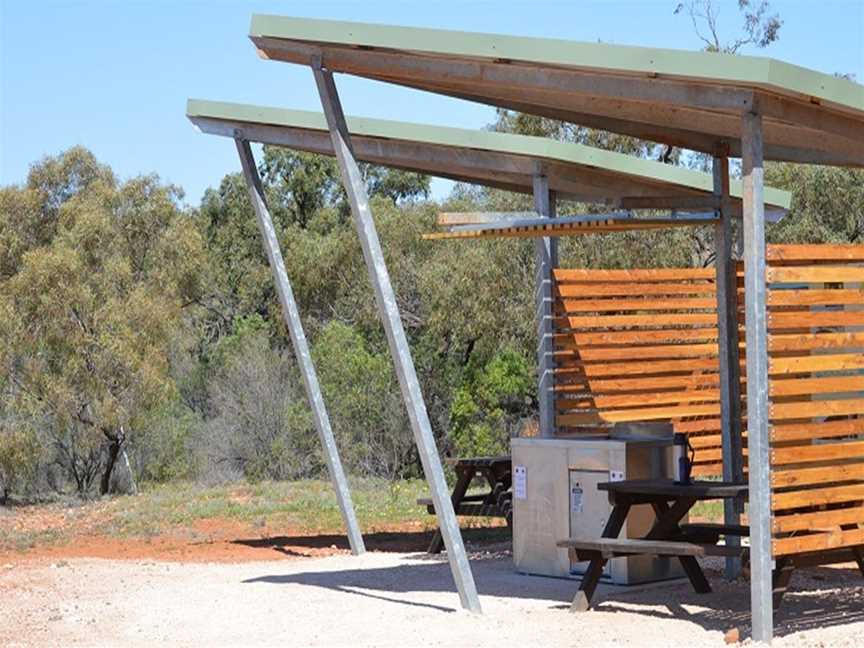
[552,266,739,477]
[553,244,864,558]
[766,244,864,558]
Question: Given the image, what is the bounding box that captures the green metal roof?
[186,98,791,210]
[249,15,863,167]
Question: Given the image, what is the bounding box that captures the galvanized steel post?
[713,154,744,581]
[533,173,557,438]
[311,61,482,614]
[234,138,366,556]
[741,112,774,643]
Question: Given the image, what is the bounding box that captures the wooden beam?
[437,211,537,226]
[423,217,718,240]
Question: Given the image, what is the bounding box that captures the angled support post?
[234,137,365,556]
[533,172,557,438]
[311,60,482,614]
[741,111,774,643]
[713,153,744,581]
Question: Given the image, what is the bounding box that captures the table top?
[445,456,511,468]
[598,479,748,500]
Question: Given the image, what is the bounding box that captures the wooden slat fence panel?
[551,266,738,477]
[766,244,864,558]
[551,243,864,558]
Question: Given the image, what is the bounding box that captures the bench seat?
[557,537,748,561]
[416,497,504,517]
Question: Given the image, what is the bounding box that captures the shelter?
[190,14,863,642]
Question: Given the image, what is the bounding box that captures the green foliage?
[133,400,202,484]
[493,110,666,160]
[0,148,206,495]
[205,317,317,483]
[0,421,41,502]
[313,321,413,478]
[449,349,534,457]
[363,165,430,204]
[767,164,864,244]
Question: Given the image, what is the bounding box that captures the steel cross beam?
[234,138,366,556]
[533,173,557,437]
[741,112,774,643]
[713,155,744,581]
[311,61,483,614]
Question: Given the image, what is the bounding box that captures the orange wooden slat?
[555,282,717,297]
[769,331,864,352]
[773,527,864,556]
[771,418,864,443]
[553,328,721,346]
[556,356,723,378]
[555,373,724,395]
[557,402,722,426]
[556,296,717,313]
[591,389,721,409]
[559,313,719,329]
[768,265,864,284]
[768,289,864,307]
[768,310,864,329]
[674,418,725,433]
[768,244,864,262]
[555,342,720,361]
[771,439,864,465]
[772,462,864,488]
[773,505,864,533]
[770,375,864,398]
[772,483,864,510]
[770,398,864,421]
[553,268,716,282]
[769,353,864,375]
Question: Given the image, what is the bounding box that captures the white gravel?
[2,552,862,647]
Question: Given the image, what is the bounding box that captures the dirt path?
[3,552,863,647]
[0,518,449,563]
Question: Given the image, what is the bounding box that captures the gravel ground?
[2,552,862,647]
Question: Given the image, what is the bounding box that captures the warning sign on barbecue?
[514,465,527,500]
[570,485,584,513]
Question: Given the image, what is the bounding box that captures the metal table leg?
[428,467,474,554]
[570,499,632,612]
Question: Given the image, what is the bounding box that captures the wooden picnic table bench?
[558,478,749,612]
[418,455,512,554]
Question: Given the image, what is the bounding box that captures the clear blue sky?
[2,1,862,205]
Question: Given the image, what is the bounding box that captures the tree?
[449,348,535,458]
[313,321,414,478]
[675,0,783,53]
[0,148,205,495]
[205,315,317,482]
[766,164,864,244]
[492,111,665,161]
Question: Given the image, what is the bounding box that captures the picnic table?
[558,479,749,612]
[418,456,512,554]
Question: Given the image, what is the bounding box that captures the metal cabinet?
[512,431,684,585]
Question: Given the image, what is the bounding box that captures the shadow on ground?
[232,527,510,557]
[243,551,864,639]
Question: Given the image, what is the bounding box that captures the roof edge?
[248,14,863,114]
[186,98,791,210]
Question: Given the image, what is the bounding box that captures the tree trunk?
[100,430,123,496]
[121,445,138,495]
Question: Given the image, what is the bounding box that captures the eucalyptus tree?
[0,148,205,495]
